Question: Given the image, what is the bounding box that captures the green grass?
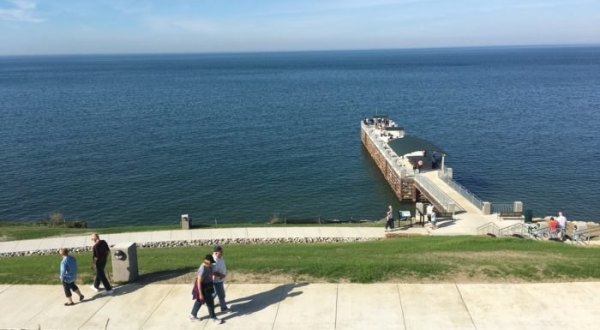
[1,236,599,284]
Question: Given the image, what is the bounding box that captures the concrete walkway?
[2,227,599,329]
[0,227,387,255]
[1,282,598,329]
[1,219,524,256]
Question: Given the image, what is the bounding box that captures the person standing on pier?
[385,205,394,231]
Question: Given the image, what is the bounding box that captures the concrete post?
[181,214,191,229]
[447,202,455,214]
[482,202,491,215]
[111,242,138,283]
[514,201,523,213]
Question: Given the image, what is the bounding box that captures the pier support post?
[482,202,491,215]
[513,201,523,213]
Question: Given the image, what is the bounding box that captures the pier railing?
[490,202,515,213]
[437,170,484,210]
[414,173,465,213]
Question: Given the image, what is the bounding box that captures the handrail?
[476,222,500,236]
[498,223,528,237]
[491,202,515,213]
[414,174,465,213]
[437,170,484,210]
[572,226,600,244]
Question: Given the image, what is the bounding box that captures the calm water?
[1,46,599,226]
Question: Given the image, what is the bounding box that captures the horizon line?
[2,42,599,58]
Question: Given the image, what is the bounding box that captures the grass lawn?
[1,236,599,284]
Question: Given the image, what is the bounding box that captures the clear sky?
[1,0,599,55]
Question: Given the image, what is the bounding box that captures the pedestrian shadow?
[82,266,195,301]
[221,282,307,321]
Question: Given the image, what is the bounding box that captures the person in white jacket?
[212,245,229,312]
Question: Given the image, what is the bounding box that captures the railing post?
[482,202,491,215]
[513,201,523,213]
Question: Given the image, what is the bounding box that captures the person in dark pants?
[385,205,394,231]
[190,254,223,324]
[90,233,113,294]
[212,245,229,312]
[59,248,84,306]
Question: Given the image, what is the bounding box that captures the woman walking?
[190,254,223,324]
[59,248,84,306]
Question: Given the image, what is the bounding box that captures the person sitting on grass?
[59,248,84,306]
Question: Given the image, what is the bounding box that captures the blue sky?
[1,0,599,55]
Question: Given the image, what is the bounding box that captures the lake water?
[1,46,599,226]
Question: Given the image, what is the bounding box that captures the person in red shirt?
[548,217,558,238]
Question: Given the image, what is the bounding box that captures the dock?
[361,116,524,234]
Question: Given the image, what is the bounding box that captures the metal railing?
[414,174,465,213]
[490,202,515,213]
[572,226,600,244]
[476,222,500,236]
[437,170,484,210]
[498,223,528,237]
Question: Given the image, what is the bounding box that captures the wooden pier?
[361,116,522,218]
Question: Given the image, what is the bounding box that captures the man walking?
[212,245,229,312]
[90,233,113,294]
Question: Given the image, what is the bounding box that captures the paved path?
[1,282,598,329]
[0,227,387,255]
[1,218,525,255]
[2,227,598,329]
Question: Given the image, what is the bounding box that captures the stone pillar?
[447,202,455,214]
[181,214,191,229]
[482,202,491,215]
[513,201,523,213]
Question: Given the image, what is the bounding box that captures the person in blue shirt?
[59,248,84,306]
